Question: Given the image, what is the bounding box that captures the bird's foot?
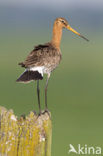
[38,109,42,116]
[42,108,51,117]
[32,110,37,116]
[44,108,49,113]
[37,109,51,118]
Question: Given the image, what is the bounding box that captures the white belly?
[29,63,58,76]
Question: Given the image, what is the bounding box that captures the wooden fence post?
[0,106,52,156]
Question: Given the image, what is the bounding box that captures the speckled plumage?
[19,43,62,75]
[16,17,88,112]
[17,17,88,83]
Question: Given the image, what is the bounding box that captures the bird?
[16,17,89,114]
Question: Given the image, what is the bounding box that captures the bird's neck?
[51,24,62,49]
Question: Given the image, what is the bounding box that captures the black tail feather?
[16,70,43,83]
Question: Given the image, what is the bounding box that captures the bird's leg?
[37,80,41,114]
[45,73,50,111]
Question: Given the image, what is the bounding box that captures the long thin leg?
[45,73,50,111]
[37,80,41,114]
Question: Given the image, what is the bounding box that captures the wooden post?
[0,106,52,156]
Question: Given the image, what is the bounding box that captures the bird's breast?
[43,53,62,74]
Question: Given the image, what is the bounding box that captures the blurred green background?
[0,0,103,155]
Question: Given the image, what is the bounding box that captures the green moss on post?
[0,106,52,156]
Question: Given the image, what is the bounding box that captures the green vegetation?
[0,31,103,155]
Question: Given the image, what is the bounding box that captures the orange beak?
[67,25,89,41]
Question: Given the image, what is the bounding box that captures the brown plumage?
[16,17,89,114]
[19,43,62,70]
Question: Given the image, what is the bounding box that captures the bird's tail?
[16,70,43,83]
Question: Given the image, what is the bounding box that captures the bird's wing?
[19,43,60,68]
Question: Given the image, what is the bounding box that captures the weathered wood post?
[0,106,52,156]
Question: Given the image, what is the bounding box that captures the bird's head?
[54,17,89,41]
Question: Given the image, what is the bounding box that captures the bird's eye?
[61,20,65,24]
[61,20,67,26]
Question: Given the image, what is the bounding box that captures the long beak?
[67,25,89,42]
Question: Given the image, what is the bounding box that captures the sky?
[0,0,103,10]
